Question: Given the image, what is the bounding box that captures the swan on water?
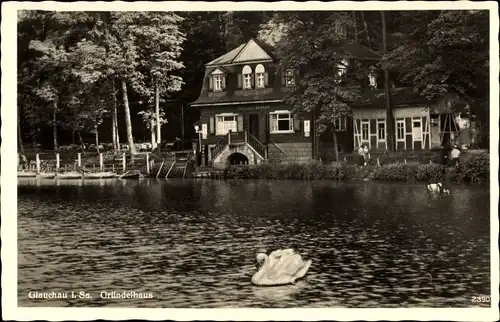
[427,182,443,192]
[427,182,450,195]
[252,248,312,286]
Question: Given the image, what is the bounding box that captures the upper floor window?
[285,69,295,87]
[242,65,252,89]
[210,69,225,92]
[270,111,294,133]
[214,75,223,91]
[334,116,347,131]
[255,64,266,88]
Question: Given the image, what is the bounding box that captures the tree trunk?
[155,77,161,152]
[332,128,339,162]
[53,100,59,151]
[151,117,156,150]
[361,12,371,49]
[381,11,395,151]
[112,79,120,151]
[77,130,85,154]
[121,79,137,154]
[352,12,358,43]
[95,127,100,154]
[151,119,156,151]
[18,110,25,155]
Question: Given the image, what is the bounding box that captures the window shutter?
[222,75,226,89]
[209,116,215,134]
[281,69,286,86]
[250,73,255,88]
[208,76,213,90]
[237,73,242,88]
[293,117,301,132]
[237,114,244,132]
[264,72,269,87]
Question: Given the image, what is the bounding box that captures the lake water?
[17,178,491,308]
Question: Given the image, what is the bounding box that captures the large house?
[190,39,470,168]
[190,38,380,168]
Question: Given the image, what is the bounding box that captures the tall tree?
[387,10,489,147]
[381,11,395,151]
[268,12,370,161]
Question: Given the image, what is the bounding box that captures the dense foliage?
[17,10,490,153]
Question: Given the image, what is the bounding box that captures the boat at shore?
[118,170,142,179]
[18,171,37,178]
[83,172,117,179]
[39,172,56,179]
[56,171,83,179]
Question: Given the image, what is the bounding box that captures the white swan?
[251,249,312,286]
[427,182,443,192]
[427,182,450,195]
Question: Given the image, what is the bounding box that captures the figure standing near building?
[363,145,370,166]
[358,145,365,166]
[450,145,461,166]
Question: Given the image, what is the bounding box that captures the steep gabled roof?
[206,44,246,66]
[206,39,274,67]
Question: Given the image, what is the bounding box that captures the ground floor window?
[361,121,369,141]
[412,118,422,140]
[216,114,238,135]
[396,119,405,140]
[334,116,347,131]
[377,120,386,141]
[270,111,294,133]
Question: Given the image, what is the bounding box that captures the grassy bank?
[223,151,489,184]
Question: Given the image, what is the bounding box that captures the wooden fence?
[20,152,154,175]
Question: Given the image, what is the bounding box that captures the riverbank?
[222,151,489,184]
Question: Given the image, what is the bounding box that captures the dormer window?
[242,65,253,89]
[209,69,226,92]
[214,75,223,91]
[285,69,295,87]
[255,64,266,88]
[368,66,377,88]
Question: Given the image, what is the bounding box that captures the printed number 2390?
[471,296,490,303]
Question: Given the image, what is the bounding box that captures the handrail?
[245,130,267,159]
[211,132,230,161]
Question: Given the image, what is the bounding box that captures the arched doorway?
[227,152,249,165]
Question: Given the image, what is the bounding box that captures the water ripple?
[17,179,490,308]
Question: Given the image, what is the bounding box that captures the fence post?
[404,159,407,165]
[377,158,380,167]
[56,153,60,171]
[36,154,40,173]
[122,153,126,173]
[99,153,103,171]
[77,153,82,167]
[146,153,150,175]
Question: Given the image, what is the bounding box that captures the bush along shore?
[222,151,489,184]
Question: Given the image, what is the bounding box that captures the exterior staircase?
[210,130,267,167]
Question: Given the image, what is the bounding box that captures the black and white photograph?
[1,1,498,321]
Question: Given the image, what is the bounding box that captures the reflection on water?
[17,178,490,308]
